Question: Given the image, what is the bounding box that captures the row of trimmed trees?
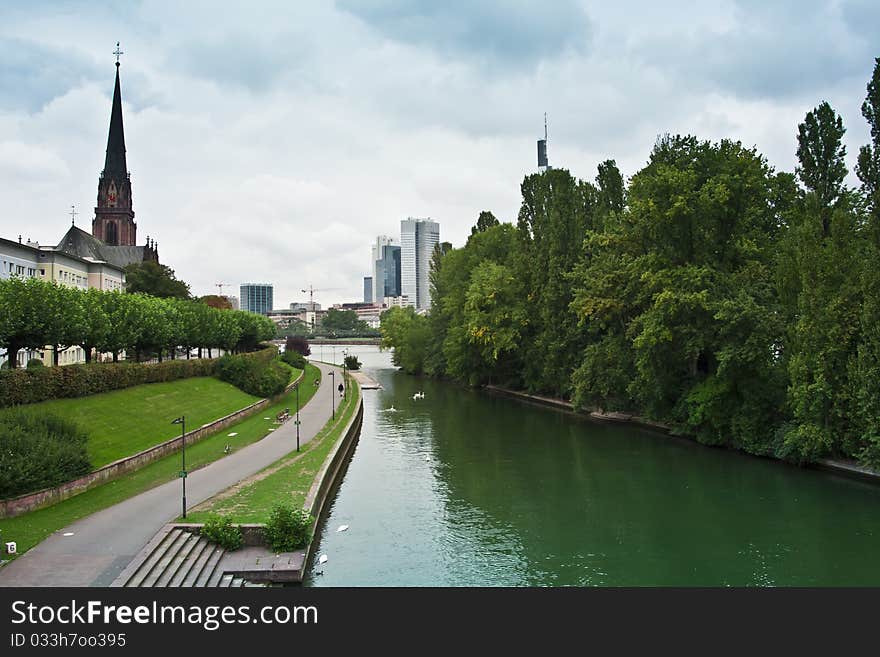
[0,277,276,367]
[381,57,880,468]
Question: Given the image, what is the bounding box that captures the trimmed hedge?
[0,346,278,408]
[0,409,91,498]
[0,358,217,408]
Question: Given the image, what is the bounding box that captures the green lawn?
[10,377,263,468]
[185,377,360,524]
[0,365,321,560]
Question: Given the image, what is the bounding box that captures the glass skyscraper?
[240,283,274,315]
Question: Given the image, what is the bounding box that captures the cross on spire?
[113,41,123,66]
[70,205,78,225]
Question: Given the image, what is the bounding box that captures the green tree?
[470,210,499,236]
[515,167,598,397]
[595,159,625,217]
[460,261,526,385]
[380,306,431,375]
[847,58,880,467]
[571,136,789,453]
[97,291,142,362]
[321,308,367,333]
[856,57,880,242]
[124,260,191,299]
[796,101,848,235]
[0,277,57,368]
[77,288,111,363]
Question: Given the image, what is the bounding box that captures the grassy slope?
[7,377,261,468]
[0,364,321,560]
[185,377,359,524]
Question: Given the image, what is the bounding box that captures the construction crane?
[301,285,336,310]
[216,282,230,297]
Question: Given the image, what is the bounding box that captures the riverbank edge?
[301,391,365,579]
[482,384,880,484]
[0,370,305,519]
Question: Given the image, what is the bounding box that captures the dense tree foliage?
[381,59,880,469]
[0,279,276,367]
[123,260,191,299]
[321,308,370,333]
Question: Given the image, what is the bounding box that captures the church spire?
[103,43,127,180]
[94,43,136,247]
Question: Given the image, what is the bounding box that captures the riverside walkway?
[0,364,342,587]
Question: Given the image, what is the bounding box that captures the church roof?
[56,225,145,270]
[103,63,127,180]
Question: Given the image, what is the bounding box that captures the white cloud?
[0,1,877,308]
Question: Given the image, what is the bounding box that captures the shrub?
[254,361,291,397]
[343,355,361,371]
[201,515,243,551]
[281,349,306,370]
[216,350,288,398]
[263,505,312,552]
[285,336,311,357]
[26,358,44,369]
[217,347,290,397]
[0,410,91,498]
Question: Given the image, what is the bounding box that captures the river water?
[305,345,880,586]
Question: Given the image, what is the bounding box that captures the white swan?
[318,554,328,564]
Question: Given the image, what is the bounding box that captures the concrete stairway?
[116,527,243,587]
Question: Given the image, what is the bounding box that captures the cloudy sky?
[1,1,878,307]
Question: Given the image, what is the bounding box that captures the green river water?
[305,345,880,586]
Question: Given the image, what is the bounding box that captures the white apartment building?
[0,236,125,367]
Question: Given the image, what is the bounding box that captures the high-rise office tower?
[363,276,373,304]
[372,236,401,303]
[240,283,273,315]
[400,217,440,310]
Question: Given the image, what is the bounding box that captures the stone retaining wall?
[483,384,880,483]
[0,372,304,519]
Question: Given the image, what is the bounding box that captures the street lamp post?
[295,382,301,452]
[171,416,186,519]
[342,348,348,400]
[329,370,335,420]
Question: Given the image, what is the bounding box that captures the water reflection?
[305,345,880,586]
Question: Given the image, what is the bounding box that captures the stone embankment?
[483,384,880,484]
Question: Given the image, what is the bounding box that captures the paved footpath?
[0,363,342,587]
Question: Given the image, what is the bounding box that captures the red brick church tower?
[93,53,136,246]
